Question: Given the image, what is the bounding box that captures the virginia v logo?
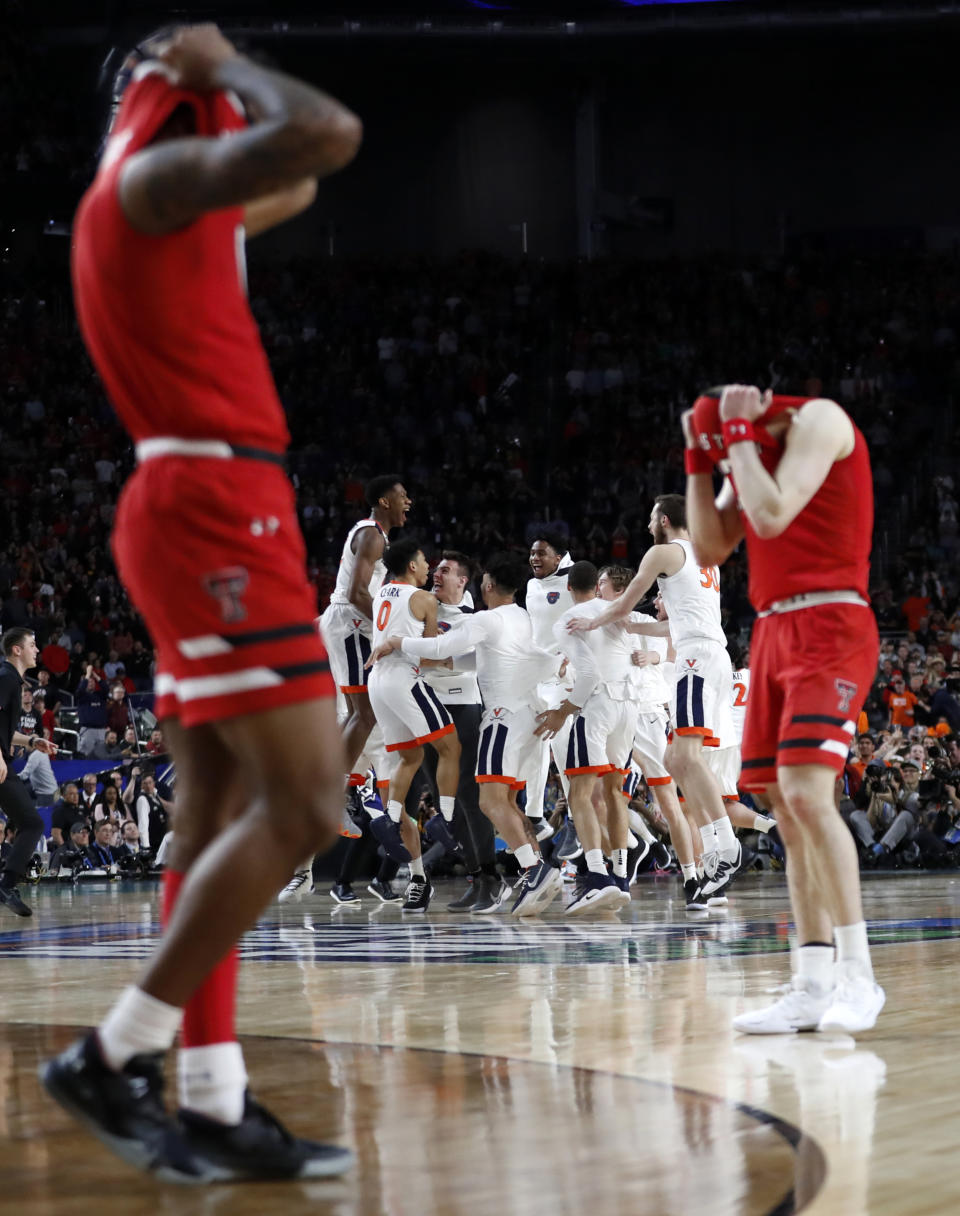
[203,566,250,623]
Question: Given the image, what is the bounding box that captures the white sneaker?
[818,969,886,1034]
[732,978,834,1035]
[278,869,314,904]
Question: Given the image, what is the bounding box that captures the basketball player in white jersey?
[567,495,740,906]
[369,553,561,916]
[420,552,500,913]
[367,538,461,913]
[712,652,782,852]
[537,561,638,914]
[525,531,575,837]
[319,474,411,781]
[594,571,700,897]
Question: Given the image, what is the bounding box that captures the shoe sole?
[366,886,401,903]
[329,895,361,905]
[732,1022,813,1036]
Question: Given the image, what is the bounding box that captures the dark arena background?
[5,2,960,1213]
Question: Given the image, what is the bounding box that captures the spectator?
[145,728,166,756]
[49,782,84,848]
[135,773,173,854]
[48,821,93,875]
[119,724,141,758]
[76,666,109,756]
[116,820,143,859]
[85,821,120,870]
[78,772,99,818]
[93,782,124,827]
[105,682,130,737]
[89,729,122,761]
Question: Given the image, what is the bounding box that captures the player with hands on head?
[683,383,883,1035]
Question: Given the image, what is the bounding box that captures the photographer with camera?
[850,758,960,867]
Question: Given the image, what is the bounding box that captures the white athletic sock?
[796,943,836,994]
[626,830,639,849]
[585,848,606,875]
[386,799,403,824]
[681,862,698,883]
[834,921,873,979]
[178,1042,248,1126]
[634,819,657,845]
[409,857,425,879]
[439,796,456,822]
[699,823,718,852]
[611,849,627,878]
[515,843,537,870]
[754,814,775,833]
[712,815,738,854]
[98,986,182,1071]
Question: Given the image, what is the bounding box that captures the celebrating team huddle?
[313,478,763,922]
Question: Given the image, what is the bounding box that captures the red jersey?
[740,414,873,612]
[71,65,289,454]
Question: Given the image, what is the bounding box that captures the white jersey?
[328,517,387,616]
[657,539,726,648]
[525,554,574,655]
[629,612,670,708]
[402,603,553,713]
[553,599,635,704]
[421,599,481,705]
[372,581,425,675]
[731,667,750,746]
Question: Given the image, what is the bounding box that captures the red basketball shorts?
[113,456,334,728]
[740,602,878,791]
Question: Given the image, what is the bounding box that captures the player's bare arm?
[347,526,386,622]
[681,406,745,567]
[623,618,671,637]
[244,177,317,239]
[566,545,681,633]
[120,24,362,235]
[721,385,854,539]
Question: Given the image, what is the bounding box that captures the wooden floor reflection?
[3,872,960,1215]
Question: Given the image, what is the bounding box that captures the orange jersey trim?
[476,774,519,786]
[340,683,367,695]
[647,776,673,787]
[673,726,714,740]
[565,763,616,777]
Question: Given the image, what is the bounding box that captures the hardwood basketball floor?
[3,871,960,1215]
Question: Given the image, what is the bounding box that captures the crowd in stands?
[8,141,960,869]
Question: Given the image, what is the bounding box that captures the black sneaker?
[471,875,511,914]
[447,877,480,912]
[626,840,650,885]
[178,1092,354,1181]
[41,1032,201,1182]
[684,877,708,911]
[0,883,32,917]
[369,815,412,862]
[329,883,360,905]
[367,878,401,903]
[401,876,433,913]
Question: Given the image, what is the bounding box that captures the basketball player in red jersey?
[42,26,362,1180]
[685,385,884,1035]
